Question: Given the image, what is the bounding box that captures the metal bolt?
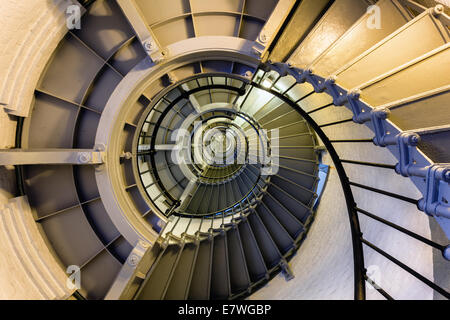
[157,219,165,228]
[444,170,450,182]
[143,41,152,52]
[348,89,361,99]
[138,240,150,249]
[128,254,139,266]
[244,71,253,78]
[326,76,337,84]
[433,4,444,16]
[409,134,420,146]
[443,245,450,261]
[94,143,106,152]
[124,152,132,160]
[259,32,267,43]
[78,152,91,164]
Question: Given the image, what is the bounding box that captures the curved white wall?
[0,0,76,299]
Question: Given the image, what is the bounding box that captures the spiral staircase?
[0,0,449,300]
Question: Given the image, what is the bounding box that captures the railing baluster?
[319,118,354,128]
[307,102,334,115]
[341,160,396,170]
[350,182,419,205]
[364,275,394,300]
[356,207,447,253]
[361,238,450,299]
[330,139,374,143]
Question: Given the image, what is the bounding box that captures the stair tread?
[137,244,182,300]
[164,242,199,300]
[210,232,231,300]
[256,202,295,255]
[188,239,213,300]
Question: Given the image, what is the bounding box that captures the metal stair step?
[255,202,295,255]
[136,243,183,300]
[164,242,199,300]
[335,8,449,90]
[247,212,283,270]
[267,184,312,224]
[270,175,316,206]
[278,157,318,176]
[227,227,251,295]
[238,219,269,282]
[210,232,231,300]
[262,194,305,239]
[188,238,213,300]
[278,146,317,162]
[277,165,318,190]
[310,0,412,77]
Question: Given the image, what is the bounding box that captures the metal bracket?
[297,68,315,86]
[418,164,450,219]
[267,62,357,108]
[354,107,391,147]
[335,88,360,107]
[252,42,266,58]
[316,76,336,94]
[314,145,326,154]
[142,37,166,63]
[266,61,290,77]
[308,74,353,107]
[116,0,166,64]
[280,259,295,281]
[388,132,423,177]
[104,240,152,300]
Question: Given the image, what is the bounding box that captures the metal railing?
[259,61,450,300]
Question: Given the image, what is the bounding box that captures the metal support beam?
[266,0,334,63]
[255,0,298,59]
[105,240,159,300]
[177,178,198,212]
[116,0,166,63]
[0,149,104,165]
[154,144,178,151]
[181,83,201,114]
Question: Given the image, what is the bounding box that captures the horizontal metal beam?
[154,144,177,151]
[0,149,104,165]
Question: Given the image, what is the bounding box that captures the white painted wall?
[0,0,79,117]
[0,0,76,300]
